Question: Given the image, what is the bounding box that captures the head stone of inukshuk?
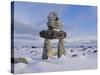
[47,11,63,31]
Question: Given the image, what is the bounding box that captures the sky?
[12,1,97,47]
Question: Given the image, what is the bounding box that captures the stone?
[11,57,28,64]
[47,11,63,30]
[47,11,58,21]
[40,30,66,39]
[47,21,61,30]
[42,39,52,59]
[58,39,65,58]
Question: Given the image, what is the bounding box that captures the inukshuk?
[40,11,66,59]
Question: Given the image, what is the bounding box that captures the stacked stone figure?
[40,11,66,59]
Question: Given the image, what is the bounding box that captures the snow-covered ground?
[13,46,97,74]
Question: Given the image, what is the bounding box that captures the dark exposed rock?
[81,48,87,51]
[72,54,78,57]
[31,46,36,48]
[88,46,92,48]
[70,50,74,52]
[93,50,97,53]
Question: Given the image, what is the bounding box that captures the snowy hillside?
[12,44,97,74]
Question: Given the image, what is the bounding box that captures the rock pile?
[40,11,66,59]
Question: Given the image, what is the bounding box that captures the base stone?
[42,38,65,59]
[42,39,52,59]
[58,39,65,58]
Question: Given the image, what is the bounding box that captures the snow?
[13,46,97,74]
[14,63,27,74]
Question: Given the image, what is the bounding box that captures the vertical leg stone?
[57,39,65,58]
[42,39,52,59]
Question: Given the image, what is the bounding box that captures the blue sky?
[13,1,97,47]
